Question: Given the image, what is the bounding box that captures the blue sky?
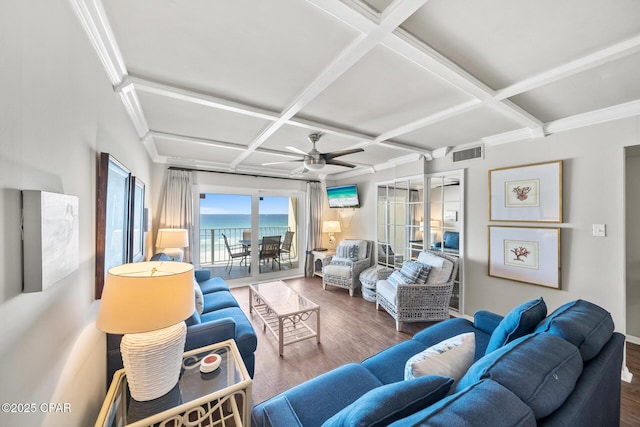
[200,193,289,215]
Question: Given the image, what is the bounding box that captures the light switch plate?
[592,224,606,237]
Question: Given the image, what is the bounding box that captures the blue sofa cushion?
[198,275,231,294]
[322,375,453,427]
[362,340,429,385]
[202,290,240,312]
[200,307,257,356]
[485,297,547,354]
[456,333,583,419]
[390,379,536,427]
[534,299,614,361]
[257,363,383,427]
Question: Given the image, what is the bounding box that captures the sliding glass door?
[196,189,302,282]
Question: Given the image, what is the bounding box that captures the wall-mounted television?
[327,184,360,208]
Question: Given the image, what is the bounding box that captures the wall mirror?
[95,153,132,299]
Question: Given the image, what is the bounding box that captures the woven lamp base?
[121,322,186,401]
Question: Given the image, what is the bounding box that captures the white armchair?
[322,240,373,297]
[376,251,459,331]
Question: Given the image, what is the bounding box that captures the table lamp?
[322,220,341,246]
[156,228,189,261]
[96,261,194,401]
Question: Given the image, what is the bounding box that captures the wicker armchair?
[322,240,373,297]
[376,251,459,331]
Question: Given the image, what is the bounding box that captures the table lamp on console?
[322,220,341,247]
[155,228,189,262]
[96,261,194,401]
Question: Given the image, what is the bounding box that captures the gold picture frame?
[489,226,561,289]
[489,160,562,222]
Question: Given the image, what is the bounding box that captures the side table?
[311,250,336,278]
[95,339,252,427]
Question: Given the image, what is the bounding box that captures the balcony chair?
[322,239,373,297]
[259,235,281,272]
[376,250,459,331]
[279,231,295,266]
[222,233,250,272]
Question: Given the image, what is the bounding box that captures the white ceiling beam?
[545,99,640,135]
[69,0,127,86]
[496,35,640,100]
[230,0,430,169]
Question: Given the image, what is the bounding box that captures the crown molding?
[69,0,126,86]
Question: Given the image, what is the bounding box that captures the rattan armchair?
[322,240,373,297]
[376,251,459,331]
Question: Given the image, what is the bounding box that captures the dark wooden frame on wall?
[95,153,132,299]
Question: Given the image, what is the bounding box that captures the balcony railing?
[199,226,291,265]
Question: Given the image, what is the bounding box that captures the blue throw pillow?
[455,333,583,419]
[387,270,410,286]
[321,375,453,427]
[485,297,547,354]
[534,299,614,361]
[389,379,536,427]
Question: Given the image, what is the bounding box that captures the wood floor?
[230,276,640,425]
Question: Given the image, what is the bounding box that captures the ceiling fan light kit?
[263,132,363,172]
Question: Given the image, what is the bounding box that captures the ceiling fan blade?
[285,146,309,156]
[262,159,303,166]
[325,159,357,168]
[322,148,364,160]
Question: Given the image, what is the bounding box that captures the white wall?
[334,118,640,333]
[0,0,152,425]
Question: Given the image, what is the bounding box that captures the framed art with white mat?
[489,161,562,222]
[489,226,561,289]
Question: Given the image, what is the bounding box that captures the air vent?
[452,145,483,162]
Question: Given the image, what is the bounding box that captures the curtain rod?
[168,166,321,183]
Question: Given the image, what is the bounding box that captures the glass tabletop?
[251,280,318,316]
[99,340,248,426]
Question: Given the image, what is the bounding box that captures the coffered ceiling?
[71,0,640,179]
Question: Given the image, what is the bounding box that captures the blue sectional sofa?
[106,270,257,382]
[251,299,624,426]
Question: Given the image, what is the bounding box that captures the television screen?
[327,184,360,208]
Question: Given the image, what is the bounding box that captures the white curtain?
[158,169,193,262]
[305,182,323,277]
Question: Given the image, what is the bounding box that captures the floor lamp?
[96,261,194,401]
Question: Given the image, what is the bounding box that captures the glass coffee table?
[249,280,320,356]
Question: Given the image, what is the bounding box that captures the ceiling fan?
[264,132,364,171]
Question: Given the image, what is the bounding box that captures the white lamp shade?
[322,220,342,233]
[96,261,195,334]
[156,228,189,249]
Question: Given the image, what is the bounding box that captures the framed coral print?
[489,161,562,222]
[489,226,561,289]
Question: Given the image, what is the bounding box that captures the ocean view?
[199,214,291,263]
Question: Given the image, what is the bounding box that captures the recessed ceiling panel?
[154,137,242,164]
[103,0,359,111]
[402,0,640,89]
[260,124,368,154]
[360,0,395,13]
[397,105,524,148]
[138,91,270,144]
[299,45,473,135]
[509,52,640,122]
